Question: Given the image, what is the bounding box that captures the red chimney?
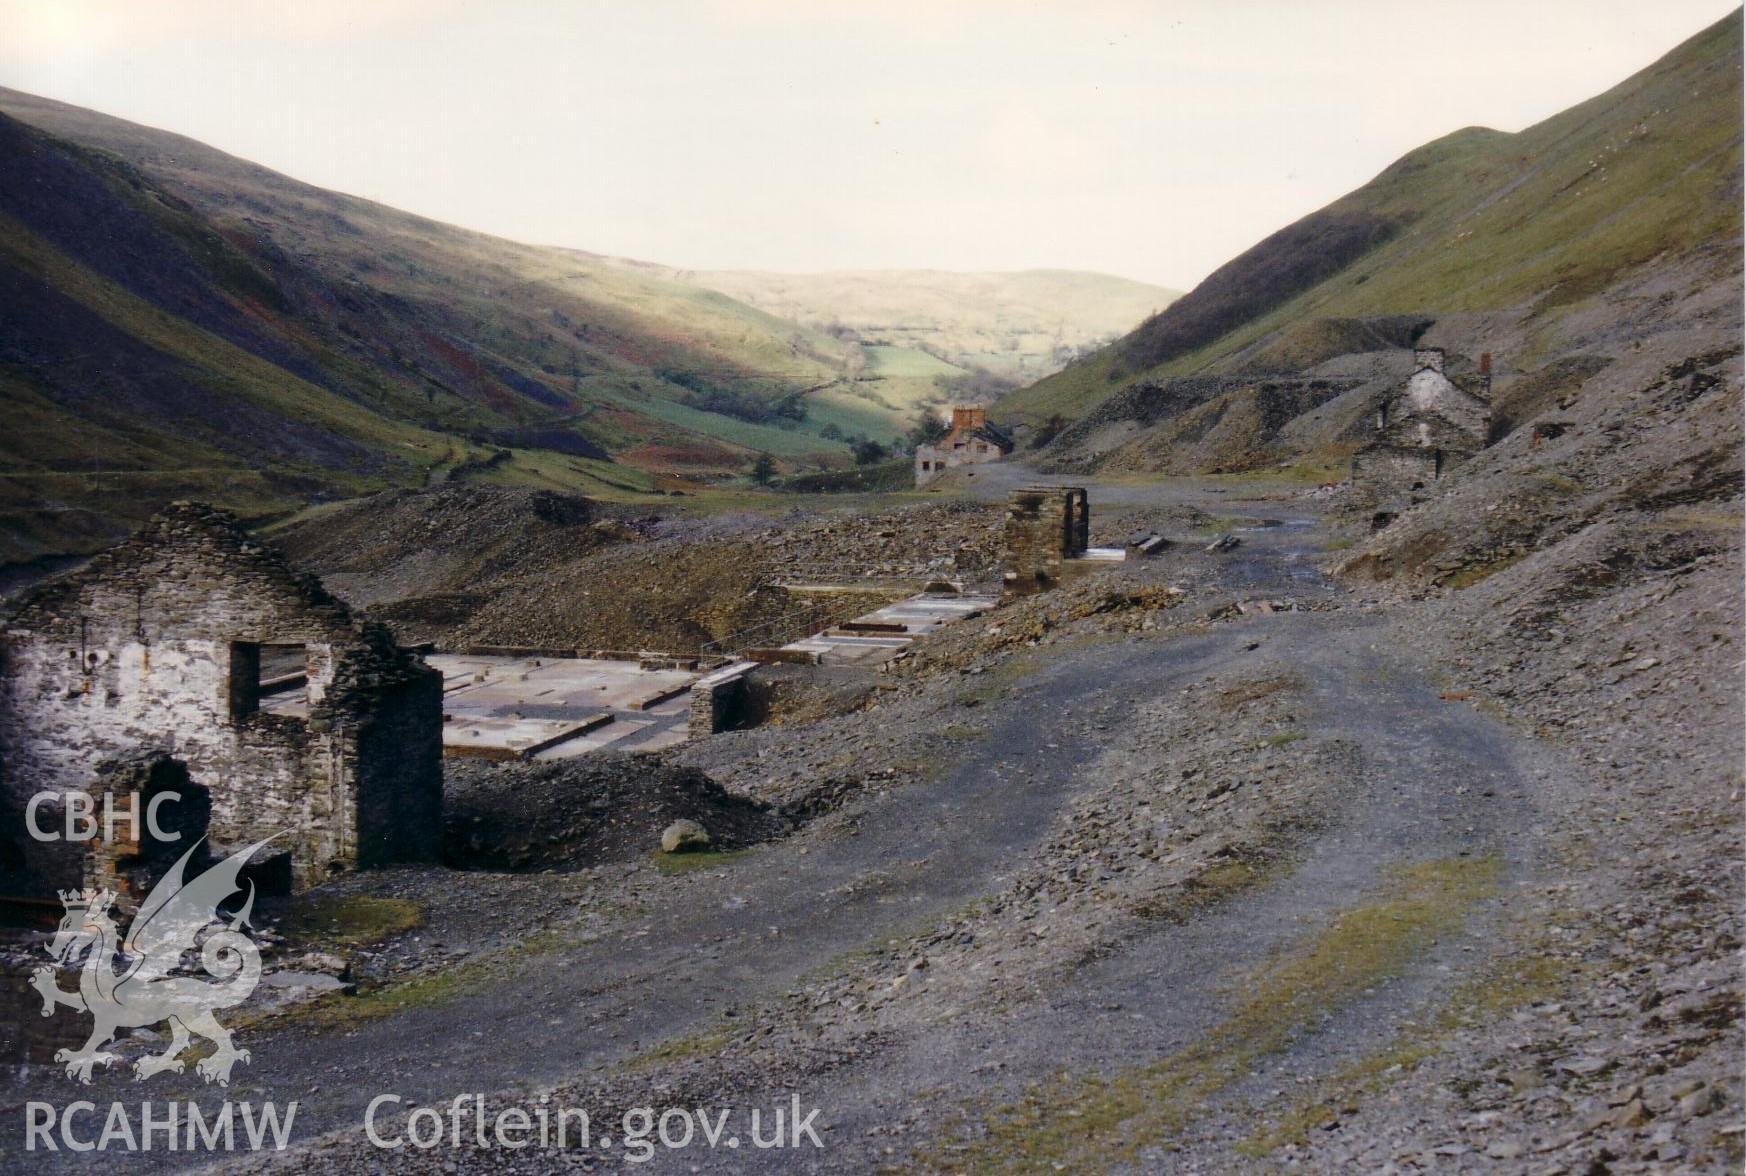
[951,405,987,433]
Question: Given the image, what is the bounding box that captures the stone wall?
[1379,408,1487,458]
[1398,369,1489,442]
[81,752,215,912]
[915,436,1007,485]
[351,670,444,868]
[1001,486,1089,597]
[688,662,757,737]
[915,444,947,484]
[1350,445,1442,504]
[0,503,442,892]
[914,406,1011,486]
[1356,351,1494,509]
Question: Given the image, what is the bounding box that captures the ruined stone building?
[1351,347,1491,516]
[1002,485,1089,596]
[0,503,443,899]
[915,405,1014,486]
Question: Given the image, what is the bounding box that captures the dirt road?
[0,477,1592,1172]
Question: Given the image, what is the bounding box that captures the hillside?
[264,484,1006,654]
[671,267,1178,383]
[1006,11,1743,480]
[0,88,877,565]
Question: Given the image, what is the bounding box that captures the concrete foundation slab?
[427,655,701,760]
[772,592,999,666]
[442,712,615,760]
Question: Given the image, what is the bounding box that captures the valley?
[675,268,1178,382]
[1,464,1735,1173]
[0,87,1162,568]
[0,7,1739,1175]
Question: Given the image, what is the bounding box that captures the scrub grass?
[1237,950,1567,1155]
[624,1021,739,1070]
[1439,552,1528,589]
[913,854,1502,1171]
[276,895,424,948]
[285,929,575,1031]
[1216,673,1305,712]
[652,847,754,876]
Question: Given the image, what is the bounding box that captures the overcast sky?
[0,1,1736,288]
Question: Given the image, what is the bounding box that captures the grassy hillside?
[1006,11,1743,428]
[672,268,1178,383]
[0,88,870,563]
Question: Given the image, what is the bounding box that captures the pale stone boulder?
[660,819,711,854]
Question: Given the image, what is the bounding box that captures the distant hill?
[0,88,896,564]
[1007,10,1743,477]
[671,268,1178,384]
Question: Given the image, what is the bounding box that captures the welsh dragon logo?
[30,836,276,1085]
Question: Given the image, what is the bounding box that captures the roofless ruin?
[0,503,443,902]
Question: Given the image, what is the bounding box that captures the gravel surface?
[2,464,1735,1175]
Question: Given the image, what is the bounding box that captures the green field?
[863,344,966,378]
[687,268,1178,382]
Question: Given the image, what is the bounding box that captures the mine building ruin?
[915,404,1015,486]
[1351,347,1492,519]
[0,503,443,900]
[1002,485,1091,596]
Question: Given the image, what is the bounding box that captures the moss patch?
[1239,949,1567,1156]
[276,895,423,949]
[1440,552,1528,590]
[1658,507,1743,532]
[916,854,1502,1171]
[1216,673,1305,713]
[952,651,1047,708]
[285,929,573,1031]
[624,1021,739,1071]
[653,847,754,876]
[1127,855,1278,924]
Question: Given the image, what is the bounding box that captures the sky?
[0,1,1736,289]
